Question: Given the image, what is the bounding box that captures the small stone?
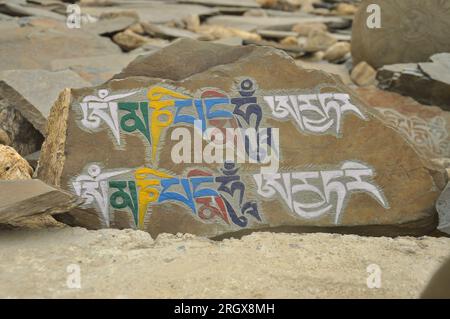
[127,23,145,35]
[112,29,150,52]
[323,42,351,63]
[292,22,327,37]
[0,145,33,180]
[334,3,358,16]
[280,36,298,46]
[304,29,337,52]
[183,14,200,32]
[351,61,377,86]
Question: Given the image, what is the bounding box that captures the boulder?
[356,86,450,159]
[0,145,33,180]
[352,0,450,69]
[37,39,443,238]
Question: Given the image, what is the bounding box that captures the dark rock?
[377,53,450,110]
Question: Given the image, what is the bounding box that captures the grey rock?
[0,179,82,224]
[206,15,345,32]
[85,15,137,35]
[0,2,64,20]
[51,54,139,86]
[0,81,45,156]
[177,0,260,7]
[0,69,91,121]
[142,22,201,40]
[377,54,450,110]
[0,24,121,72]
[81,2,218,25]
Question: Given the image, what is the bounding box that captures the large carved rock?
[37,39,444,238]
[356,87,450,160]
[352,0,450,69]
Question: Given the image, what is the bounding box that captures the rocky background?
[0,0,450,298]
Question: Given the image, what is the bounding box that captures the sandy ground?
[0,227,449,298]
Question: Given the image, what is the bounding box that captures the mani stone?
[356,86,450,160]
[0,179,82,225]
[37,39,444,238]
[377,53,450,110]
[352,0,450,69]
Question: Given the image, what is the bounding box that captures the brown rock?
[0,128,10,146]
[141,22,201,40]
[38,39,442,237]
[351,61,377,86]
[304,30,337,52]
[127,23,145,35]
[352,0,450,69]
[112,29,150,52]
[280,36,298,46]
[0,145,33,180]
[334,3,358,16]
[183,14,200,32]
[196,25,261,41]
[292,22,327,37]
[323,42,351,63]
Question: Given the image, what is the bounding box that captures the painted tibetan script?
[72,163,261,229]
[253,161,389,224]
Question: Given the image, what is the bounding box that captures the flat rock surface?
[0,228,449,298]
[0,69,91,119]
[0,24,121,72]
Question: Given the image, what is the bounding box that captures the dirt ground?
[0,227,449,298]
